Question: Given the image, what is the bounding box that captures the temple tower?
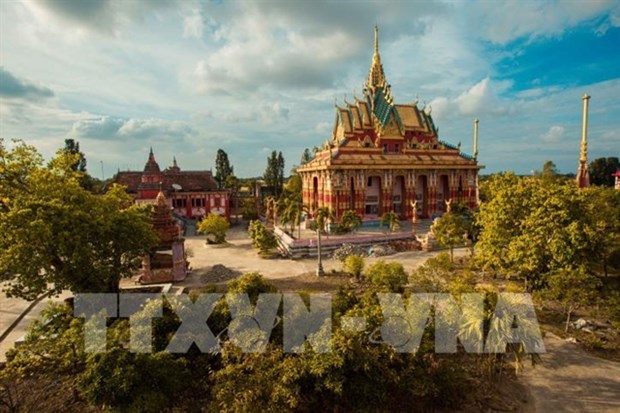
[141,190,188,283]
[576,94,590,188]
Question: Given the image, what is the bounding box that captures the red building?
[113,148,230,220]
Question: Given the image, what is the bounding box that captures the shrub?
[198,212,230,244]
[365,260,408,292]
[248,220,279,254]
[343,254,365,280]
[340,210,362,233]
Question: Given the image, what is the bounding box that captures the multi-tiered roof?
[298,27,479,172]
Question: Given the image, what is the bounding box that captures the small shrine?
[140,190,188,284]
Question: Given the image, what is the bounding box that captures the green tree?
[343,254,365,280]
[589,156,619,187]
[248,220,279,254]
[198,212,230,244]
[215,149,233,189]
[364,260,408,292]
[432,213,468,262]
[380,211,401,232]
[580,186,620,276]
[0,140,158,298]
[314,206,334,234]
[264,150,285,197]
[541,267,601,332]
[62,138,87,172]
[242,197,259,220]
[300,148,313,165]
[540,160,559,181]
[475,173,592,288]
[340,210,362,233]
[225,174,240,222]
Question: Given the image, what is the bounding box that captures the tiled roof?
[114,170,218,193]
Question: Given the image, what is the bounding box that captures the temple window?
[172,198,186,208]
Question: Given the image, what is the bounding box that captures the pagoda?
[297,27,483,220]
[140,190,188,284]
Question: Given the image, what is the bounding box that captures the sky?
[0,0,619,179]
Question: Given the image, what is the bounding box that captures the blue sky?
[1,0,618,178]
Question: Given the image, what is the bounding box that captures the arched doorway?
[365,176,381,217]
[392,175,405,215]
[312,176,318,212]
[438,175,450,213]
[416,175,429,218]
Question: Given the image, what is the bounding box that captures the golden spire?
[580,94,590,163]
[367,26,386,89]
[576,94,590,188]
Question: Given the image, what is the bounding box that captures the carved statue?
[445,198,452,213]
[410,200,418,235]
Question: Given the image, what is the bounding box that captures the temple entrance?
[457,176,463,203]
[312,176,318,212]
[392,175,405,215]
[438,175,450,213]
[416,175,429,218]
[365,176,381,216]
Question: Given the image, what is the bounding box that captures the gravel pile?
[332,243,367,261]
[368,244,396,257]
[200,264,242,283]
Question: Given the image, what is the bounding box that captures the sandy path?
[520,332,620,412]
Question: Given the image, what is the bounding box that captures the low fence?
[273,227,416,259]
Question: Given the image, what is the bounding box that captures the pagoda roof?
[114,170,218,194]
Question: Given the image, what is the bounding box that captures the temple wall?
[300,167,479,221]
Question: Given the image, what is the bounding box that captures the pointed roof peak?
[374,25,379,55]
[367,26,386,89]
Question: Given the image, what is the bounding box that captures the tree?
[300,148,313,165]
[540,160,559,181]
[248,220,279,255]
[364,260,408,292]
[215,149,233,189]
[242,197,259,220]
[380,211,401,232]
[225,175,240,222]
[589,157,619,187]
[432,213,468,262]
[62,139,87,172]
[264,150,285,197]
[0,140,158,298]
[541,267,601,332]
[340,210,362,233]
[314,206,334,234]
[198,212,230,244]
[343,255,364,280]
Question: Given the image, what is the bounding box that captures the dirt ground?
[521,332,620,412]
[177,223,469,290]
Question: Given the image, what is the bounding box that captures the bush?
[343,254,365,280]
[410,252,455,292]
[198,212,230,244]
[340,210,362,233]
[248,220,279,254]
[364,260,408,292]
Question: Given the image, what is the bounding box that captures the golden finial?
[374,25,379,55]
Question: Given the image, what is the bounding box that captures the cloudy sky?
[1,0,618,178]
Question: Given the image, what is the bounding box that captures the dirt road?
[521,332,620,412]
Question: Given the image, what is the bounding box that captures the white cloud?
[223,103,289,124]
[70,116,194,141]
[540,125,566,142]
[183,8,203,39]
[471,0,616,44]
